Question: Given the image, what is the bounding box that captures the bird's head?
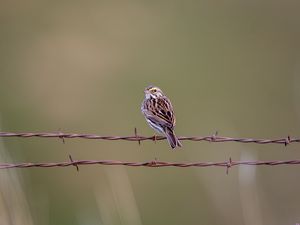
[144,85,163,99]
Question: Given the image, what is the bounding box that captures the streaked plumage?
[141,85,182,149]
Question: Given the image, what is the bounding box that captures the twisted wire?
[1,131,298,171]
[0,159,299,170]
[0,131,298,145]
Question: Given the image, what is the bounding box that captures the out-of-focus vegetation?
[1,1,300,224]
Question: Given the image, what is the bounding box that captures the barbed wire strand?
[0,158,300,173]
[0,131,298,146]
[1,131,298,171]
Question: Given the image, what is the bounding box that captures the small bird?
[141,85,182,149]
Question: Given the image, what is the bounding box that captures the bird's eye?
[153,89,157,92]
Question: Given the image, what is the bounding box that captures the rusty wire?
[0,131,298,146]
[0,131,299,171]
[0,158,300,173]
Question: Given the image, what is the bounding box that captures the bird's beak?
[144,90,151,99]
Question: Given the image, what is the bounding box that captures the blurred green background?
[1,1,300,224]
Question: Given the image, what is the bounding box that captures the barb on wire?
[0,159,299,170]
[134,127,141,145]
[0,131,299,145]
[226,157,232,175]
[69,155,79,171]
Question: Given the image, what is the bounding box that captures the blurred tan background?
[1,1,300,224]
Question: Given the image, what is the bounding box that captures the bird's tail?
[165,127,182,149]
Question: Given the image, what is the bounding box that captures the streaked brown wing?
[156,97,175,126]
[142,97,175,128]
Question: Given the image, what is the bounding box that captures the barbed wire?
[1,131,299,171]
[0,131,298,146]
[0,157,300,173]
